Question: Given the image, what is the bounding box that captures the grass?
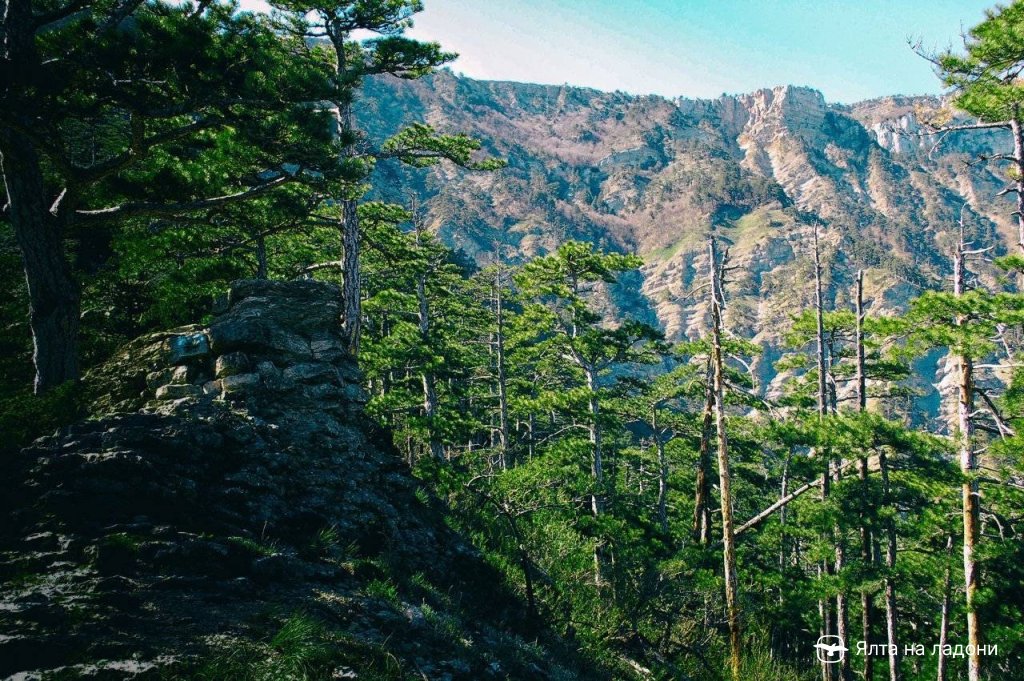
[737,645,819,681]
[363,578,399,604]
[420,603,464,643]
[724,207,791,255]
[646,229,702,262]
[226,535,278,558]
[194,614,332,681]
[303,525,340,559]
[190,613,407,681]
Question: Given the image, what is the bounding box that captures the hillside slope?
[0,280,603,680]
[359,72,1016,414]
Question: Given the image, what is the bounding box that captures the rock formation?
[0,280,595,680]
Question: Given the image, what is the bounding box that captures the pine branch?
[75,172,299,223]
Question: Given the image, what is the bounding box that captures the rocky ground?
[0,280,598,680]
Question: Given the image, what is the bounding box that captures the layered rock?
[0,280,594,680]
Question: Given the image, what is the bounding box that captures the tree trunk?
[953,228,982,681]
[858,465,875,681]
[527,412,535,461]
[860,531,874,681]
[879,446,900,681]
[414,230,443,461]
[957,353,981,681]
[779,451,792,573]
[694,353,715,545]
[836,535,852,681]
[585,365,604,519]
[855,270,875,681]
[341,197,361,355]
[936,535,953,681]
[1010,112,1024,255]
[1,131,81,393]
[813,224,835,681]
[255,233,268,279]
[327,31,362,356]
[494,258,510,470]
[654,406,668,534]
[813,224,828,421]
[709,237,741,681]
[855,269,867,414]
[585,364,605,586]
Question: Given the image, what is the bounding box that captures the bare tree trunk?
[694,353,715,545]
[1,130,80,393]
[953,231,982,681]
[854,270,875,681]
[937,534,953,681]
[1010,111,1024,255]
[654,406,669,534]
[813,224,835,681]
[493,257,510,470]
[709,236,741,681]
[880,446,900,681]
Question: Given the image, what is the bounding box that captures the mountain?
[358,71,1016,418]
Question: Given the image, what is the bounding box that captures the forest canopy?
[2,1,1024,680]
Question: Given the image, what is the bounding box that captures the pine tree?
[904,227,1024,681]
[516,241,662,585]
[1,0,341,392]
[267,0,502,355]
[925,1,1024,255]
[359,202,486,462]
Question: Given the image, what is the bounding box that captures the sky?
[240,0,997,104]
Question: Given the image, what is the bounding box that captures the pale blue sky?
[241,0,996,103]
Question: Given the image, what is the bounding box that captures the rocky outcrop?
[0,280,596,680]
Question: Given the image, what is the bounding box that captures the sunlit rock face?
[359,71,1015,417]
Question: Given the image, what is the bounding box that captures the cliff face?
[0,280,596,680]
[360,72,1016,411]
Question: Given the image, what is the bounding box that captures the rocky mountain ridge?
[360,71,1017,416]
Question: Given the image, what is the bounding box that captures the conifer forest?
[2,1,1024,679]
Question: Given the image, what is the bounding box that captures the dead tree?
[855,269,875,681]
[709,236,741,681]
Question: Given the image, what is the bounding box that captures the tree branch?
[732,458,865,539]
[75,172,299,223]
[75,118,216,185]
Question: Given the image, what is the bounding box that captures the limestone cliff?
[360,72,1017,416]
[0,280,598,680]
